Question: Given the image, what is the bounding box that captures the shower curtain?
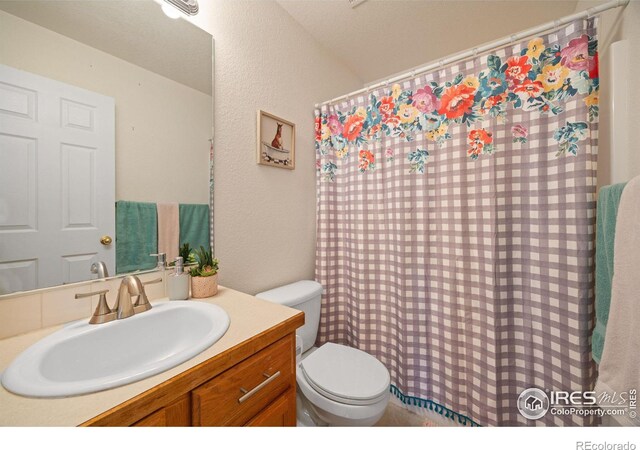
[315,19,599,426]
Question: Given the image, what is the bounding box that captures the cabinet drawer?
[245,388,296,427]
[133,394,191,427]
[192,335,294,426]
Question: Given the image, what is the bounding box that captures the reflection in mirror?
[0,0,213,296]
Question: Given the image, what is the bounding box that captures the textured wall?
[188,1,362,294]
[0,10,212,204]
[278,0,581,84]
[574,0,640,187]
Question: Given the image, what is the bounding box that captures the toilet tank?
[255,280,323,353]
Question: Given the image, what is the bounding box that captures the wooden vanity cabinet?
[83,313,303,427]
[244,388,296,426]
[192,335,295,426]
[133,394,191,426]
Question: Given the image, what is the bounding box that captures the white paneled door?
[0,64,115,294]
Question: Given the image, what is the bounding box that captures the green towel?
[592,183,626,364]
[179,204,210,253]
[116,201,158,274]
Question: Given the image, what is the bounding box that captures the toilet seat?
[300,342,390,406]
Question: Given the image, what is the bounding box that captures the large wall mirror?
[0,0,213,296]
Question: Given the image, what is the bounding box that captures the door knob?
[100,235,113,245]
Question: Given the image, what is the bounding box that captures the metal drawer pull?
[238,371,281,404]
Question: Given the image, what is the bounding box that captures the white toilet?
[256,280,390,426]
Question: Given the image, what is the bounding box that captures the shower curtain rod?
[315,0,629,108]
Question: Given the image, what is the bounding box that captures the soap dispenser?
[168,256,189,300]
[150,252,167,272]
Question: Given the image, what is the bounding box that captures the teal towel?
[179,204,210,253]
[116,201,158,274]
[592,183,627,364]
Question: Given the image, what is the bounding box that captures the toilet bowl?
[296,342,390,426]
[256,281,390,426]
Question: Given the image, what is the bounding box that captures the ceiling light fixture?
[161,3,182,19]
[157,0,199,19]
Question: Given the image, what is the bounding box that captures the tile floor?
[375,403,436,427]
[375,400,471,427]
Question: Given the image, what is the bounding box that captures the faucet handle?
[76,289,114,325]
[75,289,109,299]
[132,277,158,313]
[137,278,162,308]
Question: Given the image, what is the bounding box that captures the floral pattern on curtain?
[315,19,598,426]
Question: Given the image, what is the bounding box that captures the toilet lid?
[300,343,390,406]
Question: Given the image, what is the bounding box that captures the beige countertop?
[0,286,300,426]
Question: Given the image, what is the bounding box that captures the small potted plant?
[189,246,219,298]
[169,243,198,269]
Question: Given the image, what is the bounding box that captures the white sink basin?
[1,301,230,398]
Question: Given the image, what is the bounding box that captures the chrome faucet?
[90,261,110,279]
[76,275,162,324]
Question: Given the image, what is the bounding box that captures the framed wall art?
[257,110,295,169]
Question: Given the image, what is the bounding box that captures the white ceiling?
[277,0,581,84]
[0,0,212,95]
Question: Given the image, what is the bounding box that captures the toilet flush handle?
[238,371,281,404]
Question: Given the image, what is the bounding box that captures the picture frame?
[257,110,295,169]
